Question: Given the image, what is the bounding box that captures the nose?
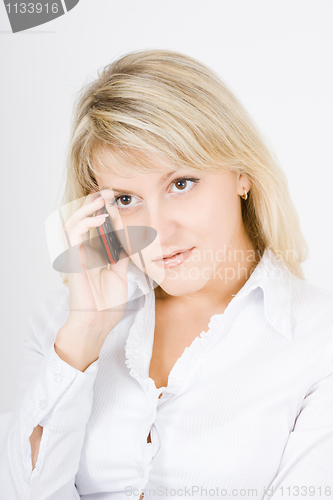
[144,201,179,247]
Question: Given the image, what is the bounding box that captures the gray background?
[1,0,332,414]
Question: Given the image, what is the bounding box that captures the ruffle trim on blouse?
[164,313,226,396]
[124,284,227,399]
[124,289,156,391]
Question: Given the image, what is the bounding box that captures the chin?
[157,273,210,297]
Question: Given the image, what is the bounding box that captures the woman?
[1,49,332,500]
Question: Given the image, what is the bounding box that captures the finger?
[65,196,106,233]
[83,189,102,205]
[71,190,103,217]
[60,190,101,232]
[67,213,110,247]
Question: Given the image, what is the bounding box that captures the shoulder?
[291,277,333,320]
[290,277,333,348]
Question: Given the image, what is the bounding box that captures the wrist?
[54,340,99,372]
[55,325,101,372]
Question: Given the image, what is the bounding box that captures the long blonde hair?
[59,48,308,285]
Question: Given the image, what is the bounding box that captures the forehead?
[92,145,198,193]
[92,145,179,177]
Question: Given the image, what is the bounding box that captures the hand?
[57,191,130,358]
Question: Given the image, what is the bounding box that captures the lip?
[153,248,194,261]
[153,247,194,269]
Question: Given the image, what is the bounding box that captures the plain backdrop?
[0,0,332,414]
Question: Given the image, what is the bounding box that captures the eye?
[170,177,200,193]
[108,176,200,211]
[109,194,139,209]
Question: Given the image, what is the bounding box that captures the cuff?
[20,342,99,430]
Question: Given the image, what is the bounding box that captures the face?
[95,163,252,298]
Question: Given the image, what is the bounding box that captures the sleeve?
[263,368,333,499]
[0,286,100,500]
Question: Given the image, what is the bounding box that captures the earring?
[241,188,248,200]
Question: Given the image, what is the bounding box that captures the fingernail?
[94,195,103,201]
[95,213,109,217]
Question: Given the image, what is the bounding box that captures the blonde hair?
[59,48,308,285]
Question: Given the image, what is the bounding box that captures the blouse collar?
[232,247,296,340]
[125,246,298,341]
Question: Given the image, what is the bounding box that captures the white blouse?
[1,248,333,500]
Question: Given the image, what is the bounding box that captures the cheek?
[181,198,216,230]
[217,200,239,238]
[189,196,238,240]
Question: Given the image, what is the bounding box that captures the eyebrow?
[99,171,177,195]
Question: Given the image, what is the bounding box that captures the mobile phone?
[50,202,157,273]
[93,205,124,265]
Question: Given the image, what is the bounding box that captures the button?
[53,371,62,383]
[39,399,47,410]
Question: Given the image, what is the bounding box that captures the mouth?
[153,247,194,269]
